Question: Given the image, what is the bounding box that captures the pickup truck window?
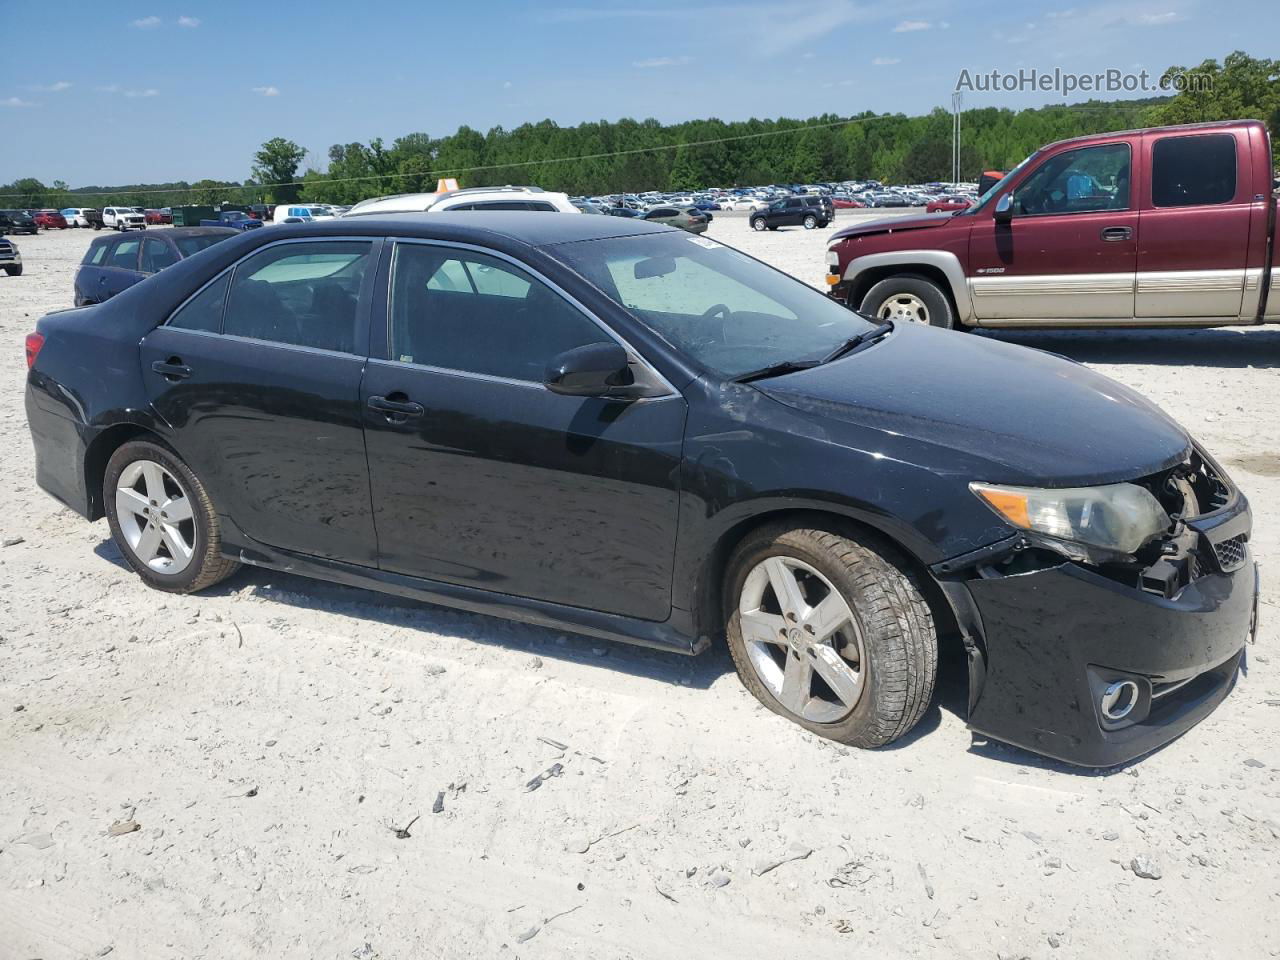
[1151,134,1236,207]
[1012,142,1130,217]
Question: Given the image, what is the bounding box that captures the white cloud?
[502,80,512,89]
[872,56,901,65]
[1,96,35,107]
[31,81,71,92]
[632,55,693,68]
[177,15,201,27]
[124,88,160,98]
[1134,10,1182,23]
[132,15,161,28]
[893,19,931,31]
[252,85,281,96]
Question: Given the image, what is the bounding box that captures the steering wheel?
[701,303,733,344]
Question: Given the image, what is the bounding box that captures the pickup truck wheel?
[861,274,954,329]
[752,218,767,232]
[104,440,240,594]
[725,523,937,748]
[803,215,817,229]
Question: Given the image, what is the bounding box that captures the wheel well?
[694,507,965,676]
[82,424,165,520]
[847,264,961,321]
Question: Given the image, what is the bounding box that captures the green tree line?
[4,51,1276,209]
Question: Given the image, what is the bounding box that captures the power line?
[0,103,1155,200]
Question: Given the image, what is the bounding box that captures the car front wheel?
[860,274,955,329]
[752,218,767,231]
[104,440,240,594]
[4,266,20,277]
[725,522,937,748]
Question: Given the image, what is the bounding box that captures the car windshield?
[962,152,1038,215]
[554,232,876,378]
[174,234,235,258]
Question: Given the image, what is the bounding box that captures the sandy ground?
[1,217,1278,960]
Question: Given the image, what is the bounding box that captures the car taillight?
[25,332,44,369]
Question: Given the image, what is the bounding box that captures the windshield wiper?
[819,321,894,364]
[733,358,822,384]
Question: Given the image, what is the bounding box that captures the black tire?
[724,521,936,749]
[860,273,955,329]
[5,265,21,277]
[93,223,102,231]
[104,439,240,594]
[752,218,767,232]
[803,214,817,229]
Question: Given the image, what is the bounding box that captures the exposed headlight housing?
[970,481,1171,559]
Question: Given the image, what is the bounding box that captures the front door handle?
[367,395,425,419]
[151,358,191,380]
[1100,226,1132,242]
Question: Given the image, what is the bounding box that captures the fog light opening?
[1100,680,1139,722]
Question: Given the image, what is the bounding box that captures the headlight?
[970,481,1170,556]
[826,248,840,268]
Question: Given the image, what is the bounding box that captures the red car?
[145,209,173,225]
[33,211,68,230]
[925,195,973,213]
[832,197,867,209]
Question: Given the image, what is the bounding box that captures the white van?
[271,205,335,225]
[102,206,146,231]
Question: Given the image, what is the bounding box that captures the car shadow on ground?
[95,537,735,690]
[975,326,1280,369]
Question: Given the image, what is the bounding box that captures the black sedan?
[23,214,1257,765]
[73,226,237,306]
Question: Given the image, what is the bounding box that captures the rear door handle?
[1101,226,1132,242]
[151,358,191,380]
[367,395,425,419]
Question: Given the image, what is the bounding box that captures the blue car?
[73,227,237,306]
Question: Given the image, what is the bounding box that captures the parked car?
[102,206,147,231]
[346,186,580,217]
[605,206,644,218]
[24,213,1258,766]
[33,210,68,230]
[61,208,103,229]
[925,195,973,213]
[145,209,174,225]
[827,119,1280,330]
[0,209,39,235]
[642,206,707,234]
[0,235,21,275]
[749,196,831,231]
[199,210,264,231]
[832,196,867,209]
[271,204,337,224]
[72,227,238,306]
[719,197,760,211]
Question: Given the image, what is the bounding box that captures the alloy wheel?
[115,459,197,574]
[738,555,866,723]
[876,293,929,324]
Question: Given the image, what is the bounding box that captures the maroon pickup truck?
[826,120,1280,330]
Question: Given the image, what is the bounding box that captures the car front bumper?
[956,523,1256,767]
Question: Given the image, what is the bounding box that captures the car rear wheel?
[104,440,240,594]
[724,522,936,748]
[860,274,955,329]
[803,215,817,229]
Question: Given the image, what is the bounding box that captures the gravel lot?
[1,218,1277,960]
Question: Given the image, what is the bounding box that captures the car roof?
[152,226,240,238]
[269,211,677,247]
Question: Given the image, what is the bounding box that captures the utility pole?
[951,91,963,183]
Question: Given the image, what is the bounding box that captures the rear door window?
[110,238,141,270]
[85,240,110,266]
[223,241,372,353]
[1151,133,1237,207]
[168,273,230,332]
[141,238,179,273]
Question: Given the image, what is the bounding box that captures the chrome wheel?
[115,459,196,574]
[876,293,929,324]
[738,556,866,723]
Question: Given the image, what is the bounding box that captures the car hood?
[829,211,958,242]
[753,324,1192,487]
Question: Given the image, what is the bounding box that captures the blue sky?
[2,0,1269,187]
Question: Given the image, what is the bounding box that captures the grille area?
[1213,534,1248,572]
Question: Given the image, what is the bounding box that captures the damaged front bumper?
[934,485,1257,767]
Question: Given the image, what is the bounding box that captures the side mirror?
[993,194,1014,224]
[545,342,635,398]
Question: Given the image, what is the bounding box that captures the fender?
[842,249,975,323]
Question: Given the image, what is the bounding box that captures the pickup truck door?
[1135,129,1253,319]
[967,139,1138,321]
